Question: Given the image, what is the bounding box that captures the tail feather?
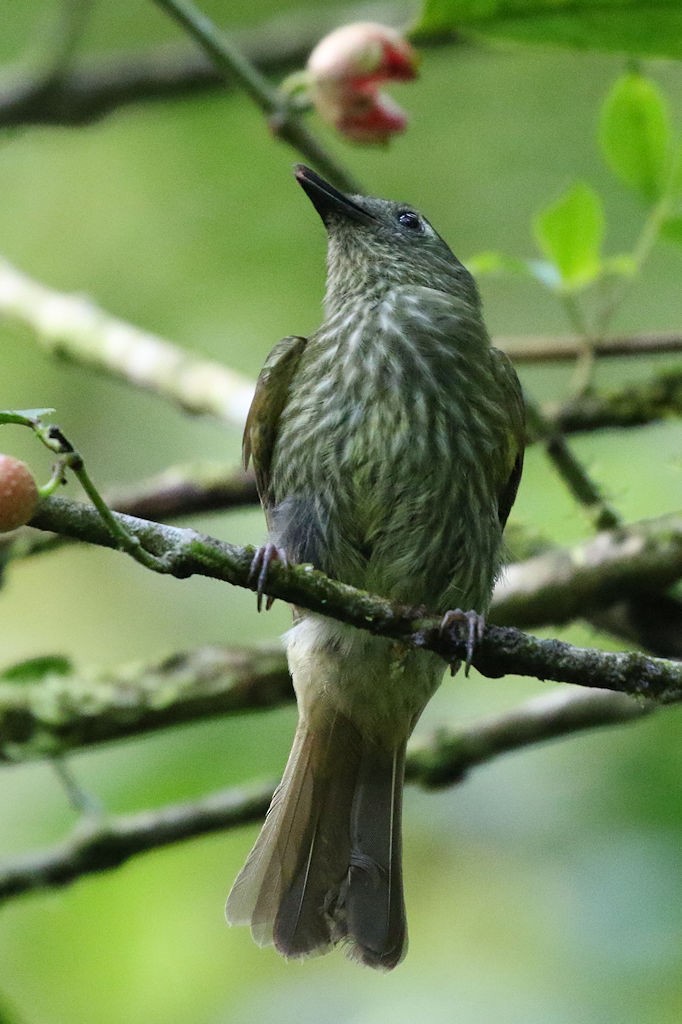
[226,709,407,969]
[226,722,318,947]
[342,741,407,969]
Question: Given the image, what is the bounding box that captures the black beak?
[295,165,375,226]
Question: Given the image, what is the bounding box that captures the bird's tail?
[226,708,407,970]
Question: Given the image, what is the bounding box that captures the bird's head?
[294,164,480,314]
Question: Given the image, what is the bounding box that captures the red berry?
[0,455,39,532]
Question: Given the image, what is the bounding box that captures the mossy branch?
[0,644,291,764]
[21,495,682,705]
[0,687,653,904]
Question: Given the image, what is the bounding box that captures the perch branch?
[21,495,682,704]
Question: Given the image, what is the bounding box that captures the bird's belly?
[286,615,445,746]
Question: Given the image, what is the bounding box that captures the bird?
[226,164,525,970]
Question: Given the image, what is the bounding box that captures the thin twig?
[524,395,621,530]
[496,331,682,362]
[0,688,653,904]
[151,0,359,191]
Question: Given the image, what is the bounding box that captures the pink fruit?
[0,455,39,531]
[306,23,418,144]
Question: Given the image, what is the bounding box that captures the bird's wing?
[243,335,308,510]
[489,346,525,529]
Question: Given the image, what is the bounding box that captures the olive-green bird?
[226,165,525,970]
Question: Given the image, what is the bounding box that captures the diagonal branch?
[0,258,254,427]
[150,0,359,191]
[0,2,418,129]
[0,687,653,904]
[23,494,682,703]
[492,511,682,628]
[2,257,679,436]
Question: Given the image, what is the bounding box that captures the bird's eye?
[397,210,423,232]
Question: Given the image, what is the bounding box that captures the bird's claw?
[439,608,485,677]
[248,542,288,611]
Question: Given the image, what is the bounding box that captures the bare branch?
[0,257,253,428]
[497,331,682,362]
[22,495,682,703]
[0,687,653,904]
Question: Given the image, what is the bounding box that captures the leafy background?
[1,2,681,1023]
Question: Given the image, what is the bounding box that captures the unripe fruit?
[0,455,39,531]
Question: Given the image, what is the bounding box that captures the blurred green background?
[1,3,681,1023]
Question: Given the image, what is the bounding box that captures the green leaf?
[533,182,605,289]
[660,215,682,244]
[466,251,532,276]
[414,1,682,59]
[599,72,672,199]
[1,655,72,684]
[0,408,55,426]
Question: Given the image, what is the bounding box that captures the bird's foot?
[248,542,288,611]
[439,608,485,677]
